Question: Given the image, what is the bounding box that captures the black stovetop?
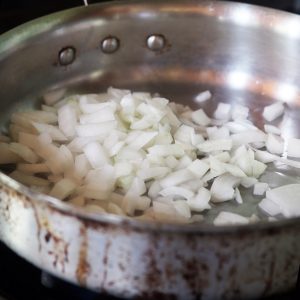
[0,1,300,299]
[0,242,123,300]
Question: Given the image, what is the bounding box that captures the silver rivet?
[58,47,76,66]
[101,36,119,54]
[146,34,166,51]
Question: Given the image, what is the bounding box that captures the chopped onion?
[253,182,269,196]
[258,198,281,217]
[213,211,249,225]
[187,187,211,212]
[235,187,243,204]
[210,173,240,202]
[265,184,300,217]
[159,186,194,199]
[49,178,76,200]
[266,134,284,155]
[214,103,231,120]
[2,88,300,225]
[287,138,300,158]
[195,90,211,103]
[263,102,284,122]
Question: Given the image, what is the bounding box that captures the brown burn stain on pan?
[76,225,91,286]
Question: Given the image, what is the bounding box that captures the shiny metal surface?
[0,1,300,299]
[146,34,166,51]
[58,46,76,66]
[100,36,119,54]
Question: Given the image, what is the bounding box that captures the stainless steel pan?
[0,1,300,299]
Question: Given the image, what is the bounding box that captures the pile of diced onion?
[0,87,300,225]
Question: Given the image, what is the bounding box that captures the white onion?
[191,109,211,126]
[195,90,212,103]
[210,174,240,202]
[265,184,300,217]
[213,211,249,225]
[262,102,284,122]
[214,103,231,120]
[287,138,300,158]
[83,142,110,168]
[253,182,269,196]
[2,87,300,225]
[266,133,284,155]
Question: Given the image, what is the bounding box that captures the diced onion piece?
[9,143,39,163]
[191,109,211,126]
[17,163,49,174]
[107,203,124,215]
[79,108,116,124]
[74,154,91,179]
[83,142,110,168]
[187,187,211,212]
[148,181,162,199]
[214,102,231,120]
[85,205,106,214]
[224,163,246,178]
[137,167,169,181]
[174,125,194,145]
[49,178,76,200]
[264,124,281,135]
[258,198,281,217]
[160,169,194,188]
[180,179,204,192]
[254,150,277,163]
[80,183,110,200]
[32,122,67,141]
[263,102,284,122]
[68,196,85,207]
[253,182,269,196]
[67,137,100,153]
[152,201,177,217]
[159,186,194,199]
[241,177,258,188]
[173,200,191,218]
[207,126,230,140]
[148,144,184,157]
[175,155,193,170]
[164,156,178,169]
[195,90,211,103]
[232,104,249,120]
[58,104,77,138]
[287,138,300,158]
[12,111,58,126]
[76,121,117,137]
[122,177,147,215]
[43,89,66,105]
[197,139,232,152]
[234,189,243,206]
[187,159,209,178]
[0,143,23,164]
[213,211,249,225]
[252,160,267,178]
[135,196,151,211]
[210,174,240,202]
[266,133,284,155]
[225,120,257,134]
[85,166,116,192]
[128,131,158,150]
[10,170,49,187]
[231,130,266,147]
[265,184,300,217]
